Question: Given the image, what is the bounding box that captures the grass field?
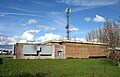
[0,58,120,77]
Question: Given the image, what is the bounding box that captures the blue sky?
[0,0,120,44]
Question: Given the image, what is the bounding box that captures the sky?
[0,0,120,44]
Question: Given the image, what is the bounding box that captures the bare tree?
[86,21,120,61]
[86,29,97,42]
[86,21,120,48]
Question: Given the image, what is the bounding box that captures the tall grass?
[0,58,120,77]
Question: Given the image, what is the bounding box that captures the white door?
[58,51,63,59]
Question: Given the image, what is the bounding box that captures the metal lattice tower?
[65,8,71,40]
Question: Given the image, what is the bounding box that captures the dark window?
[24,54,37,56]
[40,54,52,56]
[89,56,107,58]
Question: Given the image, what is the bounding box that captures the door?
[58,51,63,59]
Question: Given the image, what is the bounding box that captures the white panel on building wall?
[36,46,41,51]
[23,45,37,54]
[41,46,52,54]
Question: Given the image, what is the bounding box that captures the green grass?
[0,58,120,77]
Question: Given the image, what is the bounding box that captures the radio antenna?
[65,2,71,40]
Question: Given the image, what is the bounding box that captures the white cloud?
[18,40,27,43]
[0,31,62,44]
[84,17,92,22]
[0,33,18,45]
[45,26,56,31]
[21,31,34,41]
[22,19,37,26]
[56,0,118,12]
[71,38,86,42]
[36,25,56,32]
[93,15,106,22]
[56,0,70,4]
[6,37,19,45]
[20,29,40,42]
[0,31,88,44]
[84,15,106,23]
[0,31,36,44]
[0,31,61,44]
[5,12,42,17]
[37,33,61,42]
[27,29,40,33]
[56,0,65,3]
[70,27,79,32]
[71,0,118,6]
[28,19,37,24]
[79,38,86,42]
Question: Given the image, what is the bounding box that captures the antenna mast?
[65,7,71,40]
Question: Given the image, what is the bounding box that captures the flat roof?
[42,40,108,45]
[16,40,108,46]
[16,43,41,45]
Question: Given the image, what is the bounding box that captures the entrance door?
[58,51,63,59]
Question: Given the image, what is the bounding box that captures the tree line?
[86,20,120,49]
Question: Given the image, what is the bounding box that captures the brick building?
[15,40,109,59]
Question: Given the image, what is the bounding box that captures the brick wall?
[65,43,108,58]
[16,43,24,59]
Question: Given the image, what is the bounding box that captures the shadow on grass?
[102,58,118,66]
[10,72,48,77]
